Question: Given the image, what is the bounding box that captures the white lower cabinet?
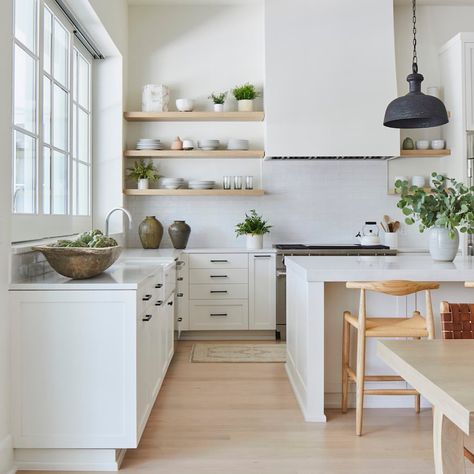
[249,253,276,330]
[11,271,175,452]
[183,252,276,332]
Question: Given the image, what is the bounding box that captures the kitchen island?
[285,255,474,422]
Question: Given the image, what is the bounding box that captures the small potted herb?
[209,92,227,112]
[396,172,474,261]
[235,209,271,249]
[232,83,260,112]
[127,159,159,190]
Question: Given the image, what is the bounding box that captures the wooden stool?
[342,280,439,436]
[441,297,474,463]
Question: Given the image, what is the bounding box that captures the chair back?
[440,302,474,339]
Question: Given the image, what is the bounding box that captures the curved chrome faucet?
[105,207,133,236]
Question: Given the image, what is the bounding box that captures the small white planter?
[138,178,149,190]
[382,232,398,249]
[214,103,224,112]
[428,227,459,262]
[237,99,254,112]
[246,234,263,250]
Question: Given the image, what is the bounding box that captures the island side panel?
[286,265,326,422]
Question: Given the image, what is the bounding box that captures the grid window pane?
[53,19,68,87]
[14,45,36,133]
[78,54,89,109]
[43,147,51,214]
[15,0,36,52]
[14,131,36,214]
[52,150,67,214]
[43,77,51,144]
[53,84,68,150]
[78,108,89,162]
[43,7,52,74]
[78,162,89,215]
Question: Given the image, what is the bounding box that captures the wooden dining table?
[378,339,474,474]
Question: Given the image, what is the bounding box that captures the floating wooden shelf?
[388,187,432,195]
[124,149,265,159]
[398,149,451,157]
[123,111,265,122]
[124,189,265,196]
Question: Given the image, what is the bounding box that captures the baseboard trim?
[178,330,276,341]
[0,435,15,474]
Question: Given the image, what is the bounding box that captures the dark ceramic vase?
[138,216,163,249]
[168,220,191,249]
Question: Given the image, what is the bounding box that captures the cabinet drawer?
[138,279,155,313]
[190,284,248,300]
[189,300,249,330]
[190,269,248,284]
[189,253,248,269]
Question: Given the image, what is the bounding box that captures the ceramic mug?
[176,98,194,112]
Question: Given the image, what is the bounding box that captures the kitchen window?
[12,0,93,242]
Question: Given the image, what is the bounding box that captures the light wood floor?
[21,340,474,474]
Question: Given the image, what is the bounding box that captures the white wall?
[0,0,14,472]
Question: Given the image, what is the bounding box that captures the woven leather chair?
[440,301,474,463]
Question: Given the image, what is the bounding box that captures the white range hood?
[264,0,399,159]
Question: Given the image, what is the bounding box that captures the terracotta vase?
[171,136,183,150]
[168,220,191,249]
[139,216,163,249]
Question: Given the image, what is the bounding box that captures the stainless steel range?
[274,244,398,340]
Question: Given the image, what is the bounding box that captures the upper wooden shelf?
[398,149,451,157]
[123,111,265,122]
[124,188,265,196]
[124,149,264,159]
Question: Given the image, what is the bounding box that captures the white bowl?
[431,139,445,150]
[416,140,430,150]
[176,98,194,112]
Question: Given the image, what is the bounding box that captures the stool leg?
[341,315,350,413]
[415,393,421,413]
[355,326,366,436]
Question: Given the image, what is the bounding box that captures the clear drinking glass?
[245,176,253,190]
[223,176,231,190]
[233,176,242,190]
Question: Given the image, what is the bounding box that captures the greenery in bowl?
[52,229,118,248]
[395,172,474,239]
[127,159,159,182]
[235,209,271,236]
[209,92,227,104]
[232,83,260,101]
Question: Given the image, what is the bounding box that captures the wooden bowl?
[33,246,122,280]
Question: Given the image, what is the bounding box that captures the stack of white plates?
[198,139,220,151]
[160,177,185,189]
[188,180,215,190]
[136,138,164,150]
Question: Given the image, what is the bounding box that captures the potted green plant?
[209,92,227,112]
[396,173,474,261]
[127,159,159,190]
[232,83,260,112]
[235,209,271,249]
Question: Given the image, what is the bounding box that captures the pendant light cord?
[412,0,418,74]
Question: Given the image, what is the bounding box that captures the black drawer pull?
[167,301,174,306]
[155,300,163,306]
[177,277,184,281]
[210,290,228,294]
[254,255,271,258]
[155,283,163,288]
[210,275,228,278]
[142,294,152,301]
[177,293,184,297]
[210,259,228,263]
[177,317,183,322]
[142,314,152,322]
[210,313,228,317]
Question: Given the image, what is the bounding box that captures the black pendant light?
[384,0,448,129]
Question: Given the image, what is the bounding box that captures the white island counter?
[285,255,474,423]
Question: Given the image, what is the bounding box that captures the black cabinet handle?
[142,314,152,322]
[142,294,152,301]
[167,301,174,306]
[155,300,163,306]
[177,293,184,297]
[176,261,185,266]
[210,259,228,263]
[177,277,184,281]
[155,284,163,288]
[177,317,183,322]
[254,255,271,258]
[210,290,228,294]
[210,313,228,317]
[210,275,228,278]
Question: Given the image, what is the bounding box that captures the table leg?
[433,406,465,474]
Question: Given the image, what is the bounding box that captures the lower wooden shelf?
[388,187,432,195]
[124,188,265,196]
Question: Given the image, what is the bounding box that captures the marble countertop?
[10,249,179,290]
[285,255,474,282]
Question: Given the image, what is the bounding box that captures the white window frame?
[12,0,93,243]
